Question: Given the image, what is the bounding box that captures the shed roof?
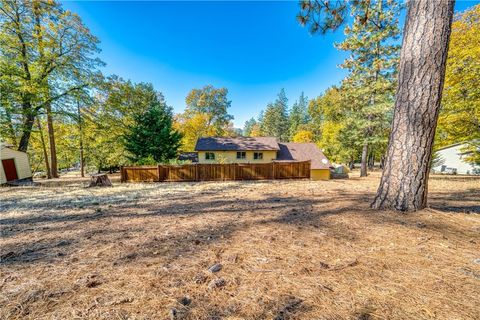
[435,140,479,152]
[277,143,331,169]
[0,142,26,156]
[195,137,280,151]
[0,142,15,149]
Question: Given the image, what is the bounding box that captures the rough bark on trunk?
[77,100,85,177]
[79,134,85,177]
[45,101,59,178]
[360,142,368,177]
[36,117,52,179]
[368,152,375,170]
[349,158,354,170]
[16,3,34,153]
[372,0,455,211]
[89,174,112,187]
[18,101,35,153]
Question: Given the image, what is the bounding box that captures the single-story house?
[431,142,480,175]
[194,136,332,180]
[1,142,33,184]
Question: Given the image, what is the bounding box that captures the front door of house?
[2,159,18,181]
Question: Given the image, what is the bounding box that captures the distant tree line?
[1,0,478,208]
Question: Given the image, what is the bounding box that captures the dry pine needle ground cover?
[0,172,479,320]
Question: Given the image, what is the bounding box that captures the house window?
[205,152,215,160]
[254,152,263,160]
[237,151,246,159]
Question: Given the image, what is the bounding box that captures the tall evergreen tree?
[124,98,182,164]
[243,117,258,136]
[335,0,401,177]
[261,89,289,141]
[288,92,310,140]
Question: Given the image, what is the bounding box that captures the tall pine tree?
[124,96,182,164]
[288,92,310,140]
[260,89,289,141]
[243,117,258,136]
[335,0,401,177]
[298,0,456,210]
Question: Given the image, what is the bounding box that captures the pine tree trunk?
[80,137,85,178]
[36,117,52,179]
[77,100,85,178]
[372,0,455,211]
[349,157,354,170]
[360,142,368,177]
[45,101,59,178]
[368,152,375,170]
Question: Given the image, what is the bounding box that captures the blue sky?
[62,1,479,128]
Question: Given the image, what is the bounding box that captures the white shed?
[1,143,33,184]
[431,142,480,175]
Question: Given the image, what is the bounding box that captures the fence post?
[120,166,124,182]
[157,165,161,182]
[272,162,275,179]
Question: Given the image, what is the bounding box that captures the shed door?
[2,159,18,181]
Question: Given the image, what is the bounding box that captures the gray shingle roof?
[277,143,331,169]
[195,137,280,151]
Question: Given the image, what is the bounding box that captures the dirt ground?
[1,172,479,320]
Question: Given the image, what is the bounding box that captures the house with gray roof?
[194,136,332,180]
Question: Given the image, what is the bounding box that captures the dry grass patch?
[0,173,479,319]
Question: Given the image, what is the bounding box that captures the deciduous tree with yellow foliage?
[436,4,480,162]
[176,85,234,151]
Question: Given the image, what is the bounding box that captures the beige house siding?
[310,169,330,181]
[1,147,32,183]
[198,150,277,164]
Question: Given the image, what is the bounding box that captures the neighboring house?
[431,142,480,175]
[194,136,332,180]
[1,143,33,184]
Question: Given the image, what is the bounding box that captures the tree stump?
[88,174,112,187]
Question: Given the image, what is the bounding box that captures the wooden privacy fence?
[121,161,310,182]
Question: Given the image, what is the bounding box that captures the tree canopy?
[124,98,182,164]
[176,85,234,151]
